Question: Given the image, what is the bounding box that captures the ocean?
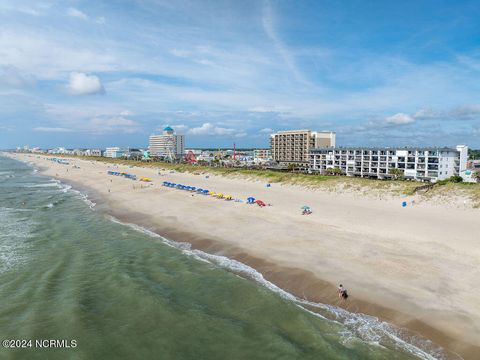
[0,155,450,360]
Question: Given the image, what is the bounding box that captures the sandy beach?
[8,153,480,359]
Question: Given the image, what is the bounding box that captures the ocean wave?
[104,217,452,360]
[67,188,96,210]
[26,183,62,188]
[0,208,35,272]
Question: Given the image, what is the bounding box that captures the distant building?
[85,149,102,157]
[149,126,185,160]
[253,149,272,161]
[270,130,336,165]
[124,148,143,159]
[467,160,480,169]
[309,145,469,182]
[104,147,124,158]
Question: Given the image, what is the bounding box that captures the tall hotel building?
[149,126,185,159]
[309,145,468,182]
[270,130,336,165]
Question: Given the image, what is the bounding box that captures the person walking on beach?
[338,284,348,300]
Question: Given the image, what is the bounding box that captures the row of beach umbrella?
[162,181,268,206]
[162,181,210,195]
[107,170,137,180]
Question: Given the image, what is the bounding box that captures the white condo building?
[309,145,468,182]
[149,126,185,160]
[104,147,124,158]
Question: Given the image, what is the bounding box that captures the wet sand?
[10,153,480,359]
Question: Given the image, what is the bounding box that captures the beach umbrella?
[301,205,310,210]
[247,197,255,204]
[202,190,209,194]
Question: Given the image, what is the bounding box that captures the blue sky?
[1,0,480,149]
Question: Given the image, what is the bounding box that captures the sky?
[1,0,480,149]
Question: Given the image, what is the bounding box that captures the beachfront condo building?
[309,145,469,182]
[104,147,125,158]
[149,126,185,160]
[270,130,336,165]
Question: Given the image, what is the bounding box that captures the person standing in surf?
[338,284,348,300]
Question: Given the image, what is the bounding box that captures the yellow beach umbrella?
[209,191,216,196]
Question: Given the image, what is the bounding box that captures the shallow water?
[0,156,448,359]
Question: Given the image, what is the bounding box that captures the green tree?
[389,168,404,180]
[473,170,480,183]
[326,167,343,176]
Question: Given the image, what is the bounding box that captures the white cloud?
[89,116,140,134]
[187,122,242,137]
[169,49,190,58]
[249,105,290,113]
[33,127,72,132]
[119,110,134,116]
[385,113,415,125]
[66,72,104,95]
[262,0,311,86]
[0,65,35,89]
[259,127,273,134]
[413,108,439,119]
[67,7,88,20]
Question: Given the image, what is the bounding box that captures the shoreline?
[5,153,480,359]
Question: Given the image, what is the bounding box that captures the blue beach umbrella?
[247,197,255,204]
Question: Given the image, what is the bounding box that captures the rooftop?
[311,146,460,152]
